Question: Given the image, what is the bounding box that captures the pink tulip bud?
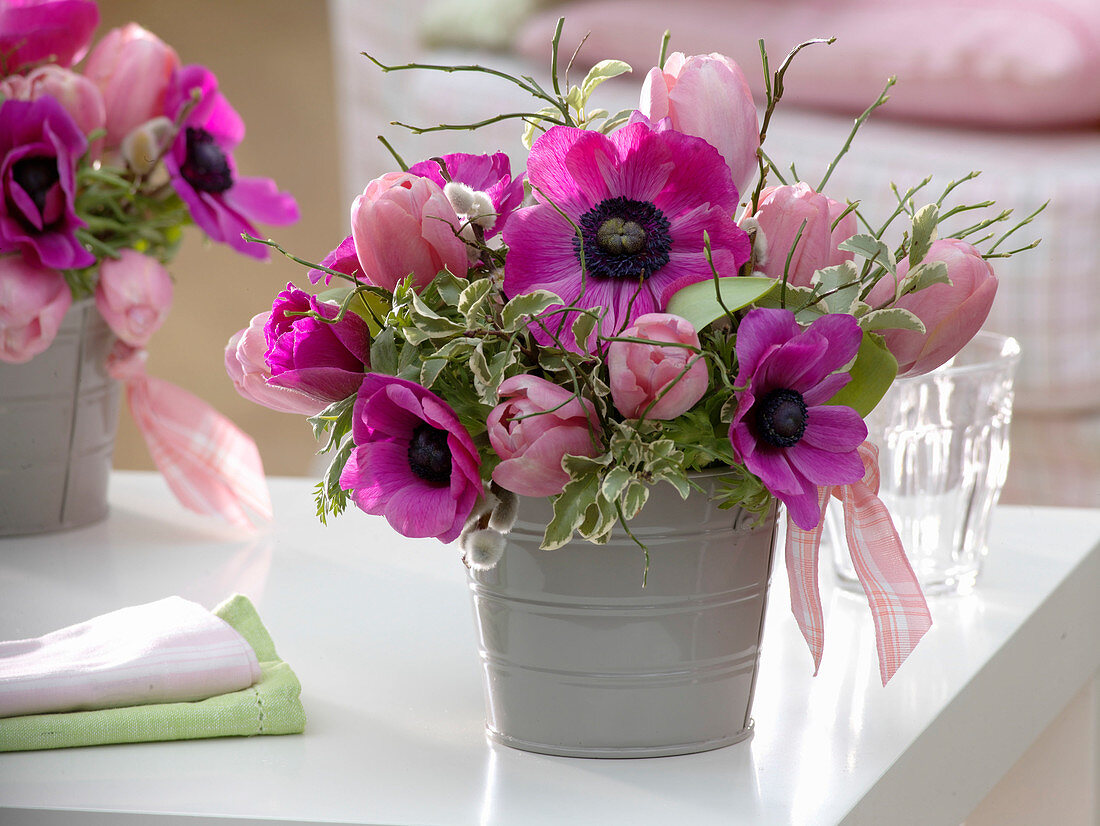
[752,183,857,287]
[867,238,998,377]
[0,66,105,151]
[82,23,180,149]
[351,171,470,292]
[0,256,72,364]
[640,52,759,197]
[608,313,708,420]
[94,249,173,347]
[487,375,602,498]
[224,311,329,416]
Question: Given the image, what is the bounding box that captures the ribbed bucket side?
[0,302,120,536]
[468,476,778,758]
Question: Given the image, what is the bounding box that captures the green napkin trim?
[0,594,306,752]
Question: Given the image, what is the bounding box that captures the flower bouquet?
[228,25,1040,755]
[0,0,297,533]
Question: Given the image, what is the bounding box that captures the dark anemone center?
[407,423,452,485]
[574,196,671,281]
[12,156,59,219]
[180,127,233,194]
[755,388,808,448]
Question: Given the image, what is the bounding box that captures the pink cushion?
[517,0,1100,128]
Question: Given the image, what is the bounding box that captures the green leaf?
[657,472,691,499]
[620,480,649,520]
[663,276,777,331]
[307,395,356,448]
[908,203,939,266]
[369,327,399,376]
[755,283,824,321]
[431,270,468,306]
[598,108,635,134]
[859,307,926,334]
[601,466,634,502]
[578,492,617,541]
[469,340,493,385]
[562,452,612,477]
[572,311,598,351]
[522,105,559,150]
[810,261,861,314]
[457,278,495,324]
[315,437,354,525]
[837,233,896,275]
[826,330,898,416]
[420,339,470,388]
[713,466,773,515]
[396,335,424,380]
[543,472,602,550]
[500,289,561,331]
[409,292,465,338]
[580,59,632,99]
[900,260,950,295]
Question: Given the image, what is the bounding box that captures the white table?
[1,473,1097,825]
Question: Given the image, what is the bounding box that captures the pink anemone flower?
[502,122,750,352]
[163,65,298,259]
[728,308,868,530]
[339,374,483,543]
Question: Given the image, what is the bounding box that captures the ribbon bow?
[785,441,932,685]
[108,343,273,531]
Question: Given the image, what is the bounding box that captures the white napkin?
[0,596,262,718]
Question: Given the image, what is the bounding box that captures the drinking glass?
[830,332,1022,596]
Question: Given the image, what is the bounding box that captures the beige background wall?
[97,0,343,477]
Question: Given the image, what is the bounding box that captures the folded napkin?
[0,595,306,751]
[0,596,261,718]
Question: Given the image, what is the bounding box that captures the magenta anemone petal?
[309,234,360,285]
[164,65,296,259]
[727,308,868,531]
[503,123,749,353]
[341,374,483,543]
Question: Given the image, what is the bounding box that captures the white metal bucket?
[0,302,120,536]
[467,475,778,758]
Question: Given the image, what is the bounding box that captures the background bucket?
[0,302,121,536]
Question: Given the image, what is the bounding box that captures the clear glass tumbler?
[830,332,1022,596]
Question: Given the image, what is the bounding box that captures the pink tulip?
[0,255,72,363]
[866,238,998,377]
[351,171,469,292]
[0,66,105,150]
[487,375,602,498]
[94,249,173,347]
[608,313,708,420]
[225,311,329,416]
[752,183,857,287]
[82,23,180,149]
[640,51,759,197]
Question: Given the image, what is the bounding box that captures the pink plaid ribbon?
[108,343,273,530]
[785,441,932,685]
